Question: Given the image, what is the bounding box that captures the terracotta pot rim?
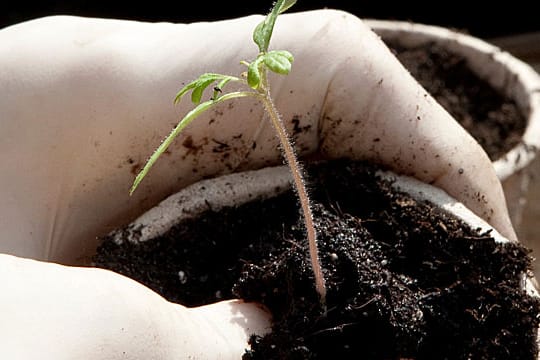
[366,19,540,180]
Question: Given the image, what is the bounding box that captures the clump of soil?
[94,160,540,359]
[387,41,527,160]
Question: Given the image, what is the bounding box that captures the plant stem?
[260,92,327,304]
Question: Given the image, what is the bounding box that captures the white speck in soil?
[178,270,187,284]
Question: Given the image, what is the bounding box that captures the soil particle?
[182,135,205,156]
[291,115,312,137]
[126,157,141,175]
[94,159,539,359]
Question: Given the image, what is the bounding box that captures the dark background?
[1,1,538,38]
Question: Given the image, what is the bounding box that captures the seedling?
[130,0,326,304]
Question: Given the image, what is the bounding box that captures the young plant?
[130,0,326,304]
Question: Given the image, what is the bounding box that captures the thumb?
[184,299,272,357]
[0,254,271,359]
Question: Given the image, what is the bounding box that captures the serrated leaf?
[263,50,294,75]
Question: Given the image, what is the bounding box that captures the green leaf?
[253,0,296,53]
[263,50,293,75]
[174,79,202,104]
[213,76,235,100]
[174,73,241,104]
[191,78,217,103]
[252,20,267,53]
[279,0,297,13]
[247,57,264,89]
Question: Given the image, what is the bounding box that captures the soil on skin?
[387,41,527,161]
[94,160,540,359]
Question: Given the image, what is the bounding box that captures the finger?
[0,254,270,359]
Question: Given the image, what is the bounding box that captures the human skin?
[0,9,516,358]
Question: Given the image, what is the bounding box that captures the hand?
[0,10,515,358]
[0,254,270,359]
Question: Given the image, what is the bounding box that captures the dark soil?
[387,41,527,161]
[94,160,540,359]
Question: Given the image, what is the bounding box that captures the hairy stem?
[260,92,326,304]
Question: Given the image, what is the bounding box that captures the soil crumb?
[94,160,539,359]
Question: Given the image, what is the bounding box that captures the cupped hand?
[0,9,515,358]
[0,254,270,359]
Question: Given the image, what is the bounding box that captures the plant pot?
[94,159,540,359]
[490,32,540,285]
[366,20,540,274]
